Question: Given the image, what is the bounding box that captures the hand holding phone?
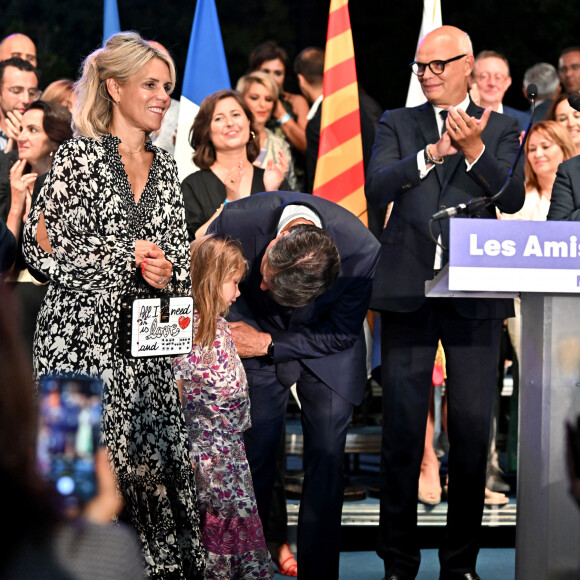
[36,375,103,515]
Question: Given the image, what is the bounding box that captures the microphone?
[431,83,537,222]
[527,83,538,102]
[568,93,580,112]
[431,198,488,221]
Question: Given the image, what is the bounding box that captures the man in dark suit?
[365,26,524,580]
[208,191,380,580]
[294,47,324,194]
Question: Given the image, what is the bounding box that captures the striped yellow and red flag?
[313,0,366,225]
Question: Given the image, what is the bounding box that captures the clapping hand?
[263,150,288,191]
[9,159,36,223]
[446,105,491,163]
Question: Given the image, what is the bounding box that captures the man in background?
[0,33,37,67]
[294,47,324,193]
[558,46,580,94]
[0,57,39,152]
[471,50,529,130]
[522,62,561,122]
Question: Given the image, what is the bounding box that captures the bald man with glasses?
[366,26,524,580]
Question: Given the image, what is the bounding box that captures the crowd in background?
[1,26,580,580]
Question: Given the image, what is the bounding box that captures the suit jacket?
[0,149,18,222]
[305,105,322,194]
[547,156,580,221]
[365,99,525,319]
[208,191,380,405]
[503,104,530,131]
[529,99,553,123]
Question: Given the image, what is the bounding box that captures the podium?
[427,219,580,580]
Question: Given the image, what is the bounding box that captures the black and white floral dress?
[23,134,205,579]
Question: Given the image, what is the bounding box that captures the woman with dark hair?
[248,41,308,155]
[0,100,73,355]
[547,92,580,156]
[1,100,72,233]
[23,32,205,578]
[181,89,288,240]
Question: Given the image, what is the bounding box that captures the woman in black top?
[181,89,288,241]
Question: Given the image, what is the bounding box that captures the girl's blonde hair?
[73,31,176,140]
[190,235,247,348]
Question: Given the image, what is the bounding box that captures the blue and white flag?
[406,0,442,107]
[103,0,121,45]
[174,0,231,181]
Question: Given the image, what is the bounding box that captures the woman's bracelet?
[425,144,444,165]
[277,113,291,126]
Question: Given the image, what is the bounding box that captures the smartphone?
[36,374,103,512]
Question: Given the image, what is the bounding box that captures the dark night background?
[1,0,577,112]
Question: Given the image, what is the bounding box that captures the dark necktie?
[439,109,448,136]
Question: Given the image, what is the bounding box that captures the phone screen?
[36,375,103,512]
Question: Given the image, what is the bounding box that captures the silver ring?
[159,276,166,284]
[453,126,459,131]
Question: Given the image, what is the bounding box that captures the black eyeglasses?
[409,54,467,76]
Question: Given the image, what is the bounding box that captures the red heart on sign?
[178,316,191,330]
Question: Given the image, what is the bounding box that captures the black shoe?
[383,574,416,580]
[439,573,481,580]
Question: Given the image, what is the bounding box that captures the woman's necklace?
[118,143,144,159]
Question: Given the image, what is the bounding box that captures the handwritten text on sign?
[449,219,580,293]
[130,296,194,356]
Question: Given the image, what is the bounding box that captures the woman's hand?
[273,99,288,122]
[136,241,173,289]
[83,448,123,524]
[9,159,36,223]
[263,150,288,191]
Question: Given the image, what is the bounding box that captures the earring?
[249,130,256,142]
[49,151,54,158]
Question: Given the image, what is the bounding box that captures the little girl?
[173,235,273,579]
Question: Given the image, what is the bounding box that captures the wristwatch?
[267,339,275,360]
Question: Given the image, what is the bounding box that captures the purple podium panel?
[449,219,580,293]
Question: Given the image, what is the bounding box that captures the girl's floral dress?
[173,314,273,579]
